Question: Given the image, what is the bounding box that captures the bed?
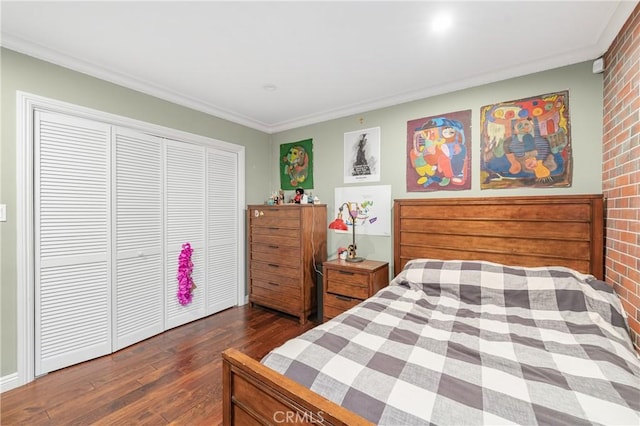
[223,195,640,425]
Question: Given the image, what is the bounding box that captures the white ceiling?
[1,1,637,133]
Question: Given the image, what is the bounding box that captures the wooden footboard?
[222,348,372,425]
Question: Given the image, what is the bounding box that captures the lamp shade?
[328,217,348,231]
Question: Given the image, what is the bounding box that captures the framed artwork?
[333,185,391,236]
[280,138,314,190]
[480,91,572,189]
[406,110,471,192]
[344,127,381,183]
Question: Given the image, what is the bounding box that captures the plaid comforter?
[262,259,640,425]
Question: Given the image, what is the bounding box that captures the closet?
[34,109,241,375]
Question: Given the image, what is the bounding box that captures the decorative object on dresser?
[248,204,327,324]
[328,202,364,262]
[322,259,389,322]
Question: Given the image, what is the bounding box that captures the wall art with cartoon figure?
[480,91,572,189]
[280,138,314,190]
[406,110,471,192]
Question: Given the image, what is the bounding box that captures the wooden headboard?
[394,194,604,279]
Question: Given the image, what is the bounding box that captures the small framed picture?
[343,127,380,183]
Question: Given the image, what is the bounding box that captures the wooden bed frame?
[393,194,604,279]
[223,194,605,425]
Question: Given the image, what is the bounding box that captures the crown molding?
[595,1,639,55]
[2,0,633,136]
[1,34,273,133]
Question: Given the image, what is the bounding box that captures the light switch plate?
[0,204,6,221]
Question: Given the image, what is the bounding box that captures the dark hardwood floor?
[1,305,317,425]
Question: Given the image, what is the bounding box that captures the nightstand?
[322,259,389,322]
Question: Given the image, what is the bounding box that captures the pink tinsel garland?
[176,242,195,305]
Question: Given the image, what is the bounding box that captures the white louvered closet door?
[35,111,112,375]
[206,148,239,314]
[165,140,206,329]
[113,129,164,350]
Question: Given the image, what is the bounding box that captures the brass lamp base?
[346,257,365,263]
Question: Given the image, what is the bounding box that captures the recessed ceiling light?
[431,12,453,33]
[262,83,277,91]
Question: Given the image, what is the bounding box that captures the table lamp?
[328,202,364,263]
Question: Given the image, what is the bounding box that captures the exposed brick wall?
[603,3,640,350]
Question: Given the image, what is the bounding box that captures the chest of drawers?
[248,204,327,324]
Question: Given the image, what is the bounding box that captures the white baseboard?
[1,372,20,393]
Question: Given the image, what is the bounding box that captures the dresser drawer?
[251,230,300,248]
[251,286,301,313]
[251,265,300,285]
[325,269,369,300]
[251,246,300,268]
[249,207,301,228]
[251,226,301,239]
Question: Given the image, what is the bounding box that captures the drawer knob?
[268,263,279,268]
[338,270,355,275]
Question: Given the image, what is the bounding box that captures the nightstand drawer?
[326,268,369,286]
[324,292,361,314]
[325,269,369,299]
[325,281,369,300]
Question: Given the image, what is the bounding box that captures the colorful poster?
[280,139,313,190]
[480,91,572,189]
[406,110,471,192]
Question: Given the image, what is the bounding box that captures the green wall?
[0,48,272,377]
[271,61,604,274]
[1,48,603,381]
